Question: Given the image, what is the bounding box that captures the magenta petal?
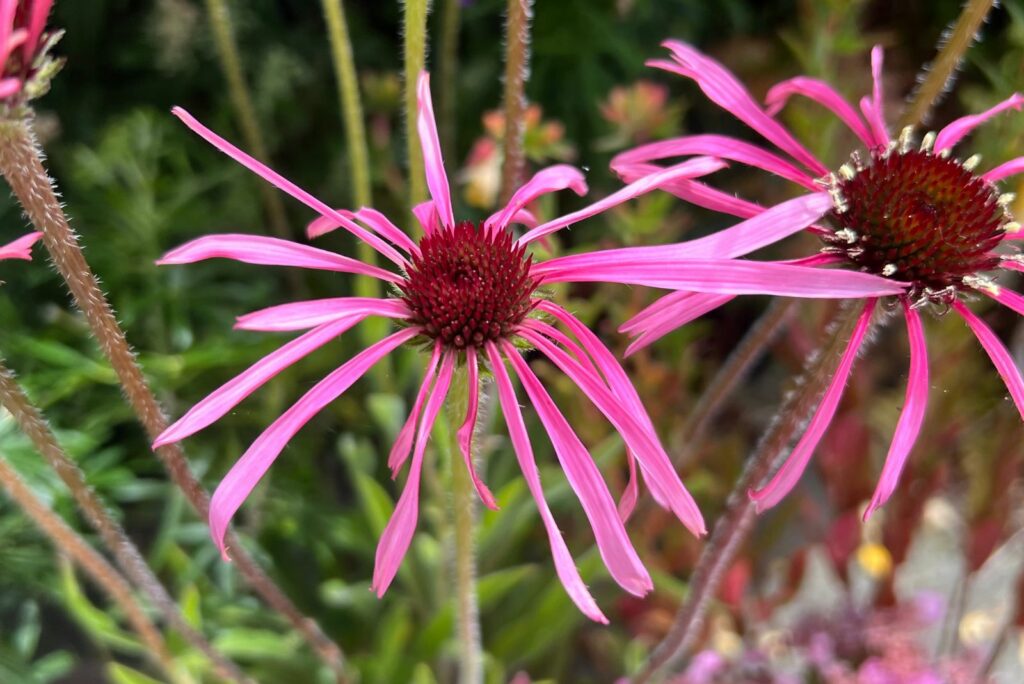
[750,299,877,511]
[764,76,875,148]
[954,301,1024,420]
[624,294,734,357]
[234,297,410,332]
[411,200,439,235]
[388,344,442,476]
[24,0,52,62]
[0,231,42,261]
[862,46,889,147]
[209,327,417,560]
[486,342,608,623]
[487,165,588,233]
[157,233,403,284]
[983,157,1024,183]
[352,208,419,255]
[518,157,726,246]
[502,341,653,596]
[865,302,928,520]
[0,77,20,99]
[0,0,14,66]
[373,351,455,596]
[614,162,765,220]
[618,450,639,523]
[456,347,498,509]
[415,73,455,230]
[935,93,1024,153]
[154,316,362,449]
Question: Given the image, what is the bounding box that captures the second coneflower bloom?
[155,73,723,622]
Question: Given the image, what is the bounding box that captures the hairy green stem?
[404,0,431,224]
[0,118,347,681]
[499,0,533,206]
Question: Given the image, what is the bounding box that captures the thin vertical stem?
[438,0,461,160]
[499,0,533,206]
[899,0,997,128]
[404,0,431,223]
[0,118,348,682]
[0,450,180,683]
[203,0,292,242]
[0,358,251,684]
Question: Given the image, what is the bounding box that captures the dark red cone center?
[401,221,539,348]
[826,148,1008,299]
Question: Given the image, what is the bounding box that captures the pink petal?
[0,77,21,99]
[24,0,52,63]
[862,46,889,147]
[234,297,410,332]
[935,93,1024,153]
[502,340,653,596]
[157,233,403,284]
[388,343,442,476]
[614,162,765,220]
[0,0,14,66]
[171,107,405,266]
[654,40,828,176]
[1001,258,1024,272]
[612,135,818,190]
[954,301,1024,420]
[507,209,538,229]
[487,165,588,233]
[306,207,416,257]
[618,450,639,523]
[518,157,726,246]
[764,76,875,148]
[416,73,455,230]
[750,299,877,511]
[373,351,455,596]
[983,284,1024,317]
[486,342,608,623]
[0,231,42,260]
[535,257,908,298]
[456,346,497,509]
[411,200,439,235]
[624,294,735,357]
[983,157,1024,183]
[864,301,928,520]
[154,317,363,448]
[535,301,706,533]
[210,327,418,560]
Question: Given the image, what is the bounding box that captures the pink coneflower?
[0,231,40,260]
[0,0,58,105]
[559,40,1024,518]
[152,73,730,622]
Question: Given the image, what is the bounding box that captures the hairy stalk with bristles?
[403,0,431,223]
[0,358,252,684]
[0,449,181,682]
[0,118,348,682]
[499,0,533,205]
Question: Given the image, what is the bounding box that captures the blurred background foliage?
[1,0,1024,682]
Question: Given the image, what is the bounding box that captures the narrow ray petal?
[953,301,1024,420]
[24,0,52,62]
[306,207,417,257]
[750,300,876,511]
[388,343,442,476]
[614,162,765,219]
[457,347,497,509]
[983,157,1024,183]
[416,73,455,230]
[861,46,889,147]
[981,284,1024,317]
[487,165,588,233]
[624,294,735,357]
[935,93,1024,153]
[412,200,439,235]
[0,231,42,260]
[234,297,410,332]
[618,450,639,523]
[764,76,875,147]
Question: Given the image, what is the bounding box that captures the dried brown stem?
[499,0,533,206]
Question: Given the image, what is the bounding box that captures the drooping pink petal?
[0,0,15,67]
[209,327,418,559]
[935,93,1024,153]
[502,341,653,596]
[982,284,1024,317]
[953,301,1024,420]
[234,297,410,332]
[750,299,877,511]
[983,157,1024,183]
[388,343,442,476]
[864,301,928,520]
[0,231,42,260]
[171,107,405,266]
[614,162,765,220]
[611,135,818,190]
[486,342,608,623]
[624,294,735,357]
[506,208,538,229]
[456,346,498,509]
[861,46,889,148]
[618,450,639,523]
[411,200,439,235]
[1001,258,1024,272]
[415,72,455,230]
[306,207,417,257]
[654,40,829,176]
[535,301,706,532]
[0,77,20,99]
[373,351,455,596]
[535,257,908,298]
[487,165,588,233]
[157,233,403,284]
[518,157,726,246]
[153,316,363,448]
[764,76,875,148]
[24,0,52,63]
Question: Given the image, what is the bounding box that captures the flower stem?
[899,0,997,128]
[404,0,431,224]
[0,357,252,684]
[203,0,292,242]
[499,0,533,206]
[0,449,180,682]
[438,0,461,160]
[0,118,348,682]
[634,303,865,683]
[444,367,483,684]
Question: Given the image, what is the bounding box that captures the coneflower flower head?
[0,0,61,110]
[155,72,716,622]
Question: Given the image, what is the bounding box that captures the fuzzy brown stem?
[0,449,179,681]
[0,358,252,683]
[499,0,533,206]
[0,118,347,681]
[634,303,864,683]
